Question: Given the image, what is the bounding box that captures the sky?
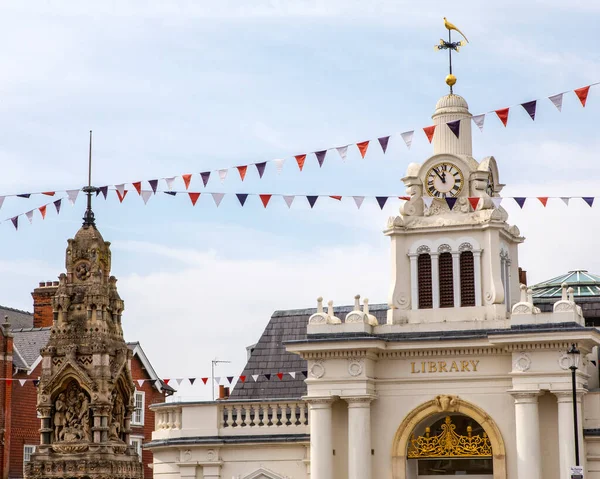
[1,1,600,400]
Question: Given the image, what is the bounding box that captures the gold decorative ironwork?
[407,416,492,458]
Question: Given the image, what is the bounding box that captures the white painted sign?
[571,465,584,479]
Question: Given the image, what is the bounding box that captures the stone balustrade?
[219,401,308,433]
[155,405,182,430]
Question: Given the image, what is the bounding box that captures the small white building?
[147,92,600,479]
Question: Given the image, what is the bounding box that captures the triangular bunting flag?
[26,210,34,223]
[149,179,158,194]
[353,196,365,209]
[39,205,47,219]
[491,197,503,209]
[116,190,128,203]
[255,162,267,178]
[329,195,342,201]
[252,374,259,382]
[116,184,125,195]
[175,378,183,386]
[422,197,434,209]
[188,192,201,206]
[54,199,62,213]
[33,379,40,387]
[295,154,306,171]
[537,197,548,207]
[336,146,348,161]
[514,197,526,209]
[445,197,457,210]
[189,378,196,385]
[260,194,272,208]
[264,374,271,381]
[306,196,318,208]
[521,100,537,120]
[42,191,55,196]
[11,216,18,230]
[163,379,170,385]
[0,196,4,210]
[214,377,221,384]
[164,191,177,196]
[468,197,480,211]
[239,375,246,383]
[201,172,211,187]
[283,195,295,208]
[67,189,80,205]
[218,169,228,182]
[164,177,176,190]
[423,125,436,143]
[378,136,390,153]
[472,114,485,131]
[315,150,327,167]
[236,165,248,181]
[182,174,192,189]
[575,86,590,107]
[141,191,152,205]
[132,182,142,195]
[18,379,26,386]
[401,130,414,149]
[356,141,369,158]
[137,379,145,387]
[583,197,595,207]
[276,372,284,380]
[289,372,296,379]
[376,196,388,209]
[227,376,234,384]
[98,186,108,199]
[447,120,460,138]
[17,193,31,198]
[273,159,285,174]
[201,377,208,385]
[236,193,248,206]
[301,371,308,378]
[561,197,570,206]
[399,196,410,200]
[212,193,225,207]
[495,108,509,127]
[549,93,564,112]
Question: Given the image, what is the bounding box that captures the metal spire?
[435,17,468,94]
[82,130,99,227]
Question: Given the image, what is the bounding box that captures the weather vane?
[82,130,99,227]
[435,17,469,94]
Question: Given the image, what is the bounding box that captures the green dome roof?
[531,270,600,299]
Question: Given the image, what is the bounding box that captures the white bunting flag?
[164,177,176,190]
[491,197,503,209]
[549,93,564,112]
[472,114,485,132]
[218,169,228,182]
[400,131,414,149]
[26,210,34,223]
[67,189,80,205]
[353,196,365,209]
[289,372,296,379]
[283,195,295,208]
[115,184,125,196]
[175,378,183,386]
[19,379,26,386]
[0,196,4,210]
[273,158,285,174]
[561,197,570,206]
[137,379,145,387]
[252,374,259,382]
[336,145,348,161]
[422,197,434,209]
[212,193,225,207]
[214,377,221,385]
[141,190,152,205]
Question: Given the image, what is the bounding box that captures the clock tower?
[385,93,523,328]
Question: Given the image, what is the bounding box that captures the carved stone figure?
[435,394,459,412]
[53,394,66,442]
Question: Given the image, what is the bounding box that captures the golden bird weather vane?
[435,17,469,94]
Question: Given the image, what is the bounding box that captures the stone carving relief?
[347,358,364,377]
[513,352,531,372]
[309,360,325,379]
[435,395,459,412]
[437,244,452,254]
[558,352,571,371]
[109,390,126,443]
[53,382,91,450]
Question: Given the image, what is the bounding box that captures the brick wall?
[0,329,11,479]
[30,283,58,329]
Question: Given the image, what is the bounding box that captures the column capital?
[304,396,335,408]
[552,390,585,403]
[509,390,542,404]
[343,395,377,407]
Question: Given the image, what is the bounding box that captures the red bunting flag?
[182,174,192,189]
[163,379,170,385]
[116,190,128,203]
[42,192,55,196]
[468,197,480,211]
[356,141,369,158]
[538,197,548,207]
[329,196,342,201]
[260,194,272,208]
[39,205,47,219]
[423,125,436,143]
[188,192,201,206]
[295,154,306,171]
[236,165,247,181]
[239,375,246,383]
[574,86,590,107]
[201,378,208,385]
[276,372,284,380]
[495,108,509,127]
[399,196,411,201]
[133,182,142,195]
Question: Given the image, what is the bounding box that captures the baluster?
[299,403,307,425]
[157,411,163,429]
[289,402,297,426]
[166,409,172,429]
[248,404,256,427]
[226,406,234,427]
[234,405,241,427]
[267,403,273,427]
[174,408,182,429]
[276,403,282,427]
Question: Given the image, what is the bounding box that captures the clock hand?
[432,168,446,183]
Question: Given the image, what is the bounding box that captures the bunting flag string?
[1,82,599,206]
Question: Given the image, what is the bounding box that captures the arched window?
[438,252,454,308]
[460,251,476,307]
[418,253,433,309]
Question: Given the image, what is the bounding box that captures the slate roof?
[12,327,51,371]
[0,305,33,330]
[229,303,387,400]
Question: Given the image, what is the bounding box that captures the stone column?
[511,392,542,479]
[431,253,440,308]
[452,251,461,307]
[409,254,418,310]
[555,390,584,479]
[307,398,334,479]
[345,397,374,479]
[473,250,482,306]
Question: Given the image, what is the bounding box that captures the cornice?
[379,347,505,359]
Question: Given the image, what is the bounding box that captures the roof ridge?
[0,305,33,316]
[11,326,52,332]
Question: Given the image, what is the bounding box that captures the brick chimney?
[31,281,59,328]
[518,268,528,286]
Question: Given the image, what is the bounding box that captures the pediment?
[242,467,287,479]
[42,358,95,396]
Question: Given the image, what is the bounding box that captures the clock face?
[425,162,464,198]
[486,167,495,196]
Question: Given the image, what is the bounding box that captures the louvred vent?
[460,251,476,307]
[418,254,433,309]
[439,252,454,308]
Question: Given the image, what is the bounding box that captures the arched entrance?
[391,396,506,479]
